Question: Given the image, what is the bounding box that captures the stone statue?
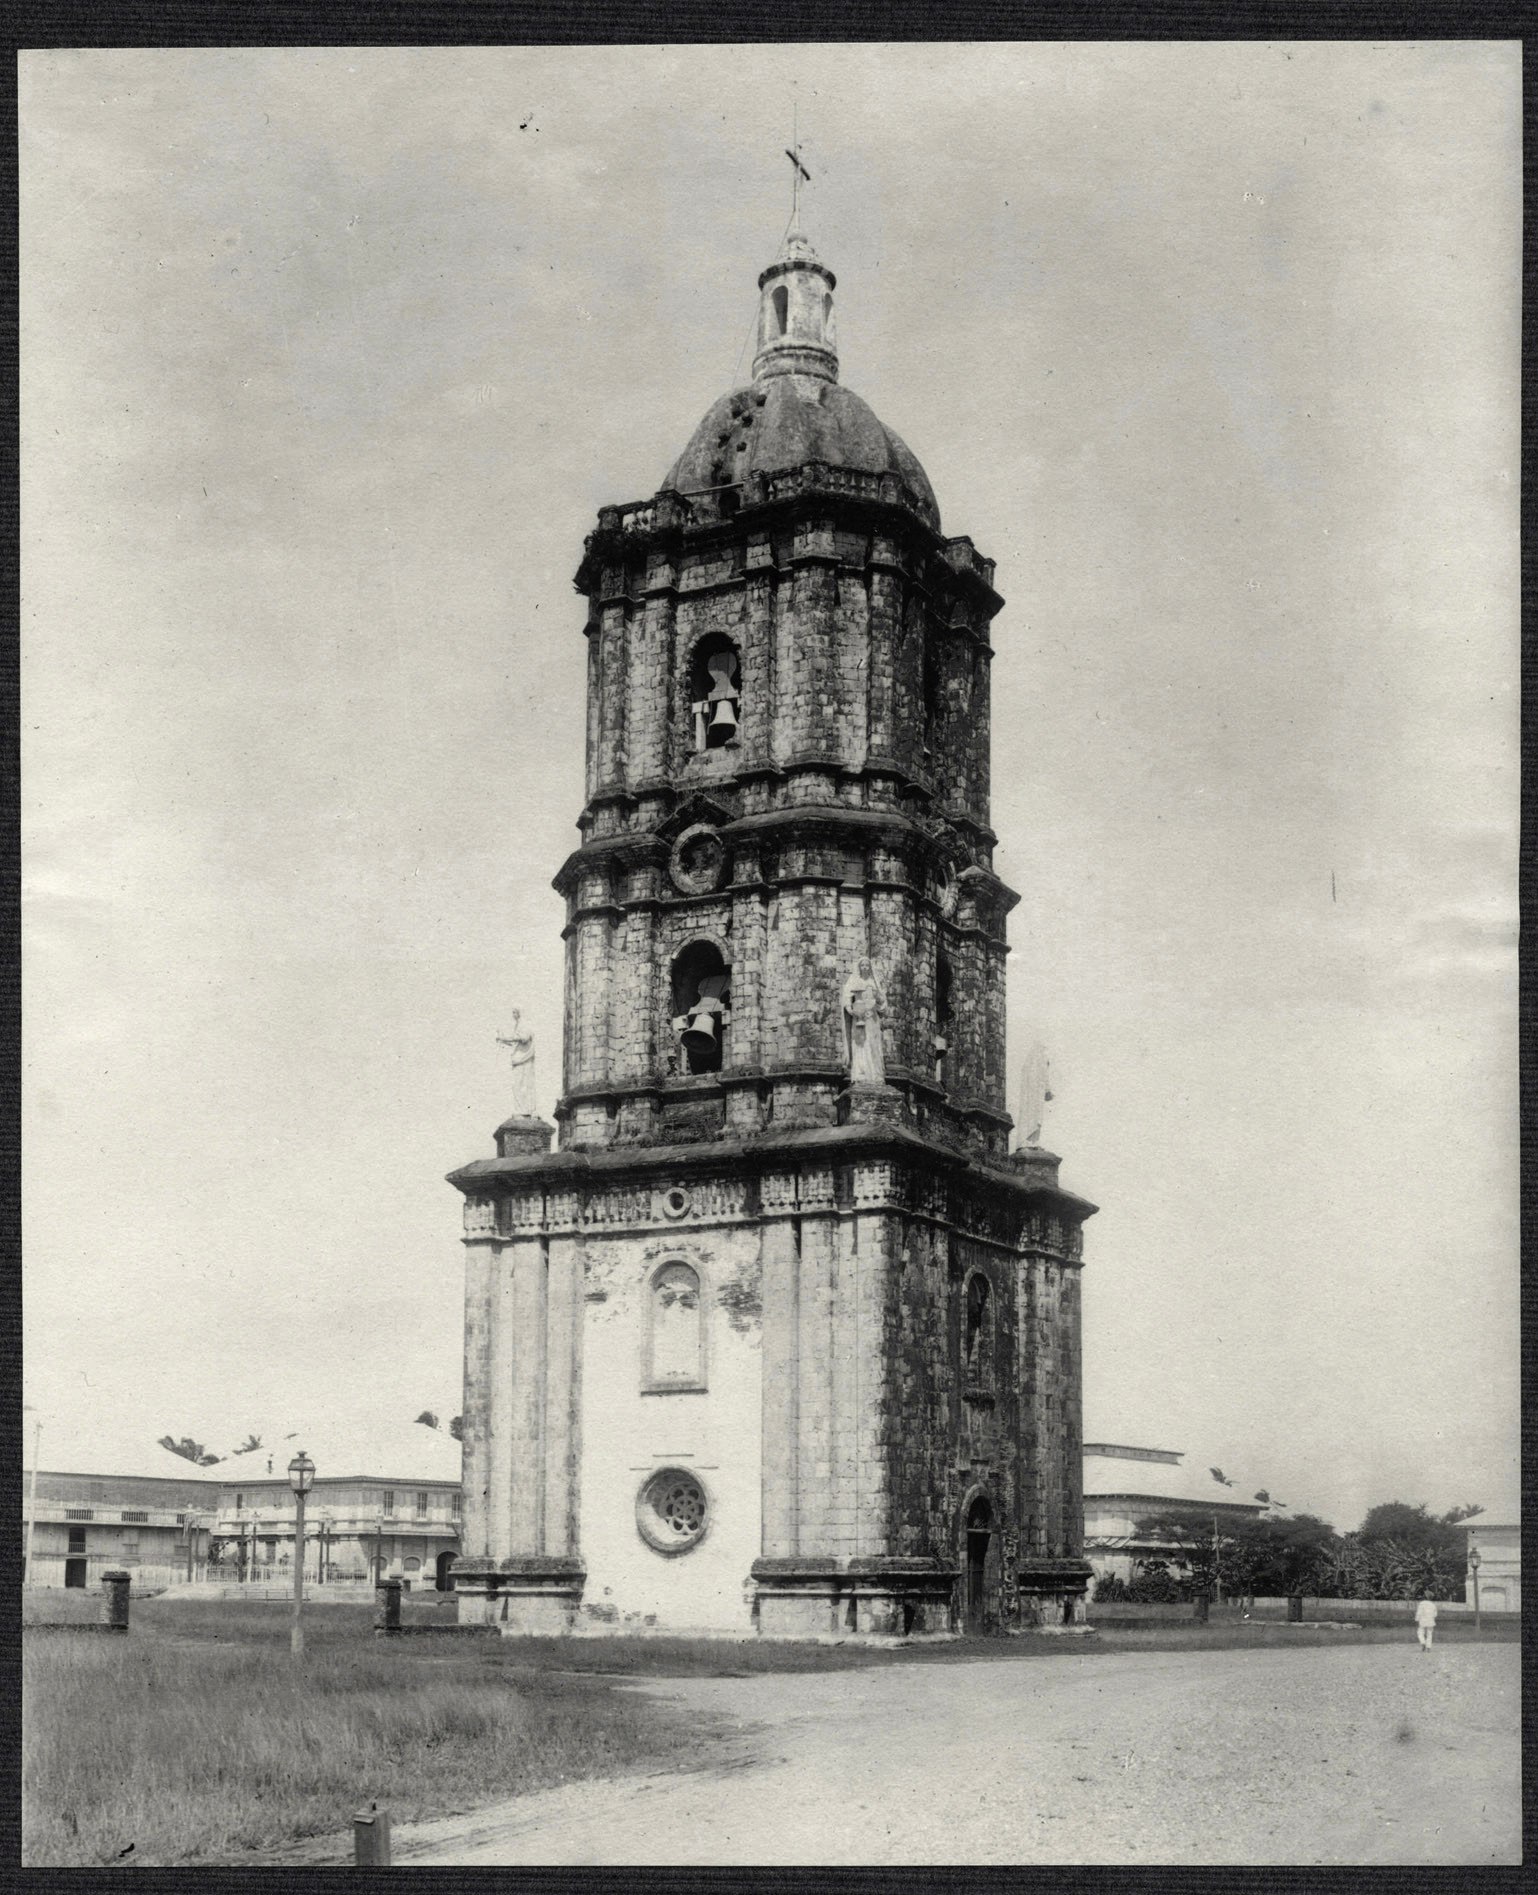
[841,958,887,1086]
[496,1011,537,1117]
[1016,1040,1053,1148]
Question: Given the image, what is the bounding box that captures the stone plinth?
[751,1557,957,1641]
[1008,1144,1062,1189]
[1012,1556,1094,1631]
[751,1559,842,1639]
[453,1556,586,1636]
[838,1082,906,1127]
[496,1115,554,1158]
[846,1558,957,1638]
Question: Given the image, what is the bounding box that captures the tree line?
[1095,1500,1484,1605]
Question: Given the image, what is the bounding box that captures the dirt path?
[383,1641,1519,1866]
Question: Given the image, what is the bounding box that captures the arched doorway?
[964,1495,993,1633]
[435,1550,456,1592]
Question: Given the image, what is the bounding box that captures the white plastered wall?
[578,1223,763,1632]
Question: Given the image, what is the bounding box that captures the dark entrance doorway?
[964,1495,992,1633]
[64,1557,87,1588]
[435,1550,456,1592]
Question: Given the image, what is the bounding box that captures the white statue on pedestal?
[841,958,887,1086]
[496,1011,536,1117]
[1016,1039,1053,1148]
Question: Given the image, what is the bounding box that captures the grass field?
[22,1599,718,1867]
[23,1595,1518,1866]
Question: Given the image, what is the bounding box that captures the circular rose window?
[669,823,726,897]
[636,1468,709,1556]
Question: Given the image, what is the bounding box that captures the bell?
[710,697,738,731]
[680,1009,718,1052]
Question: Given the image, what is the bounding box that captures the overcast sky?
[22,43,1519,1527]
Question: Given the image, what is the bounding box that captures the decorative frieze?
[469,1157,1085,1255]
[506,1191,544,1233]
[797,1166,837,1212]
[760,1169,799,1214]
[463,1198,499,1239]
[581,1186,653,1228]
[853,1160,900,1207]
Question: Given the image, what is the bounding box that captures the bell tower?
[449,217,1097,1639]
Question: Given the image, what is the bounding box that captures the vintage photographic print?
[20,40,1519,1868]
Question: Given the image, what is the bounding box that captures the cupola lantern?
[752,220,838,384]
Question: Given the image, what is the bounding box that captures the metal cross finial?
[785,101,810,221]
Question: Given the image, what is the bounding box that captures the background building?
[203,1417,463,1591]
[24,1461,219,1591]
[24,1419,463,1593]
[1465,1517,1520,1614]
[1082,1442,1272,1591]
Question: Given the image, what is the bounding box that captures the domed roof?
[663,375,940,531]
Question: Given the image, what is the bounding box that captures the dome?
[663,375,941,531]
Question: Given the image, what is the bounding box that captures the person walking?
[1414,1594,1439,1649]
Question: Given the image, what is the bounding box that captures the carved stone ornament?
[669,823,727,896]
[659,1184,693,1221]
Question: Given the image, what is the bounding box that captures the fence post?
[1193,1591,1210,1624]
[374,1577,402,1636]
[1287,1593,1304,1623]
[353,1805,392,1865]
[101,1569,131,1633]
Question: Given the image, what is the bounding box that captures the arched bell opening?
[670,940,731,1075]
[688,633,741,752]
[934,949,954,1086]
[922,640,944,759]
[963,1269,994,1391]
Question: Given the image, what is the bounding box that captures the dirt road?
[388,1641,1519,1867]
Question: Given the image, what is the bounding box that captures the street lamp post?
[288,1451,315,1658]
[23,1407,40,1587]
[1468,1545,1482,1638]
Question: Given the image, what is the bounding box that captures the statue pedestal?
[838,1082,905,1127]
[1008,1143,1061,1188]
[495,1114,554,1157]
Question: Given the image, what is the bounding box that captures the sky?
[21,42,1520,1528]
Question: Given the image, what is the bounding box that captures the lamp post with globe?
[1468,1543,1482,1638]
[288,1451,315,1657]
